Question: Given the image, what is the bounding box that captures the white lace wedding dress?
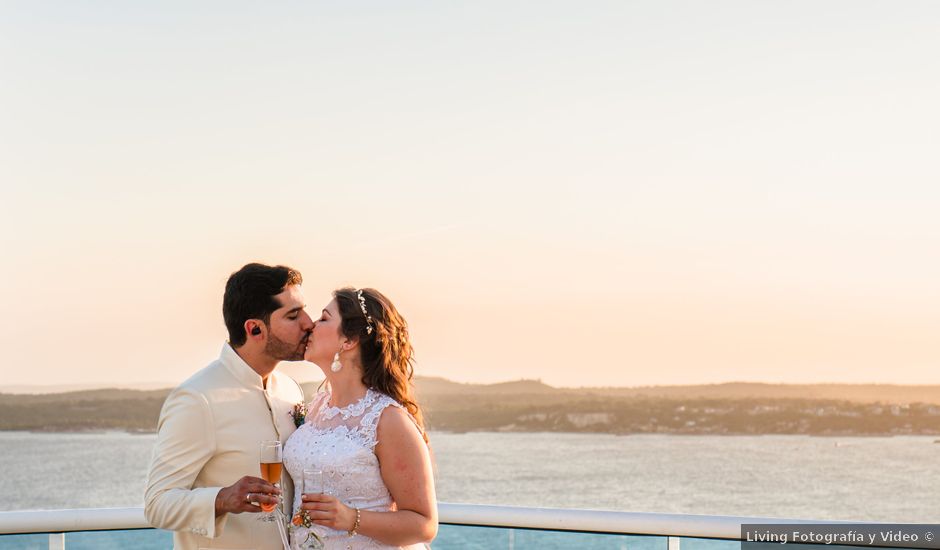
[283,388,430,550]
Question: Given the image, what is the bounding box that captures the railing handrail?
[0,503,859,538]
[440,503,859,538]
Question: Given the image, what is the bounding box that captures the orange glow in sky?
[2,1,938,388]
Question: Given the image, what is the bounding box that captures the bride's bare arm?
[367,406,437,544]
[301,405,437,545]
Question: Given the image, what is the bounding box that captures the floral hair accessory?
[290,402,307,428]
[357,289,374,335]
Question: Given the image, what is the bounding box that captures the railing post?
[49,532,65,550]
[668,535,680,550]
[508,527,514,550]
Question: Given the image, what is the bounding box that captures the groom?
[145,263,313,550]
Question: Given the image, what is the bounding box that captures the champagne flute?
[258,440,282,522]
[302,468,323,496]
[300,469,326,549]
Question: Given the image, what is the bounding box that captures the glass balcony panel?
[0,524,927,550]
[63,529,171,549]
[0,533,48,550]
[435,524,667,549]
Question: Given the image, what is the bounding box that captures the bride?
[283,288,437,549]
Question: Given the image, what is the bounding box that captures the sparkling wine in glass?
[258,440,282,521]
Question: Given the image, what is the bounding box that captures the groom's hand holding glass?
[214,475,282,517]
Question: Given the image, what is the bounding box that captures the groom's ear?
[244,320,265,339]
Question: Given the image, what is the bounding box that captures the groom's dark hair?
[223,263,303,347]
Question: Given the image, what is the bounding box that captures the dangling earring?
[331,351,343,372]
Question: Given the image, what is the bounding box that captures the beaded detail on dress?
[283,388,426,550]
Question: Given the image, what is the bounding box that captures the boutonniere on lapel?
[290,402,307,427]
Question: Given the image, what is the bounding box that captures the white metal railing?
[437,503,849,539]
[0,507,146,535]
[0,502,853,538]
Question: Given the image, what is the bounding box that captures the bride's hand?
[300,493,356,532]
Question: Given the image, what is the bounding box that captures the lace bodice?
[283,388,427,550]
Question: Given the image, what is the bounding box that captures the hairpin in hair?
[357,289,374,334]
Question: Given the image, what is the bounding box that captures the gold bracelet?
[348,507,361,537]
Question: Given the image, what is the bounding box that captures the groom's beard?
[265,333,305,361]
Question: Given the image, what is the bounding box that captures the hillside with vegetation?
[2,378,940,435]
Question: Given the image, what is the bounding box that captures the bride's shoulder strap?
[360,391,402,447]
[363,391,426,446]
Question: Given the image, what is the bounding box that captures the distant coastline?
[3,377,940,436]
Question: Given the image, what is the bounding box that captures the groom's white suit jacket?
[145,343,305,550]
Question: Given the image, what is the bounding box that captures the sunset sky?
[2,1,939,389]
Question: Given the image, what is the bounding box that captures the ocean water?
[1,431,938,520]
[0,431,937,548]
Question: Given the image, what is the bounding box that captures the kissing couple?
[145,263,437,549]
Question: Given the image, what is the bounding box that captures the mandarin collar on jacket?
[219,342,268,391]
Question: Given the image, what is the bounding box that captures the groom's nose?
[299,311,314,331]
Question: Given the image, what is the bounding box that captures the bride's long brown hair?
[333,287,428,444]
